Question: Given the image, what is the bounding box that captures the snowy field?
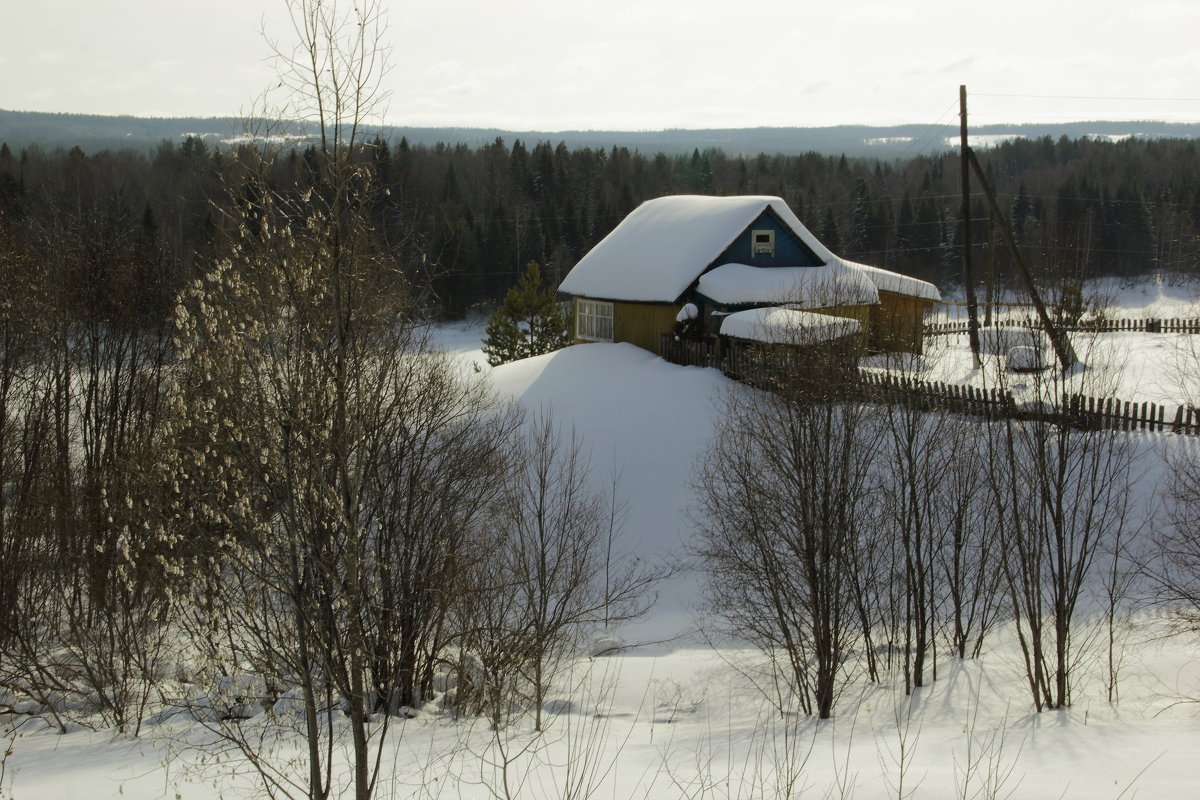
[934,276,1200,323]
[5,281,1200,799]
[9,639,1199,799]
[863,329,1200,406]
[878,276,1200,406]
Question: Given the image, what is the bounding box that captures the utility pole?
[960,85,983,369]
[965,148,1078,371]
[959,85,1076,372]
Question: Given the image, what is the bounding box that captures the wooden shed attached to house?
[717,306,864,388]
[558,195,940,356]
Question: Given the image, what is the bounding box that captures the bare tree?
[166,194,521,798]
[454,412,659,731]
[0,225,45,644]
[1150,438,1200,632]
[694,341,882,719]
[983,329,1138,711]
[937,422,1004,662]
[0,190,174,736]
[872,387,1005,691]
[1150,301,1200,635]
[876,394,954,693]
[359,360,521,716]
[159,2,522,798]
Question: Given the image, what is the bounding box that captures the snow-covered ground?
[7,285,1200,799]
[863,330,1200,406]
[8,632,1200,799]
[874,276,1200,406]
[934,275,1200,322]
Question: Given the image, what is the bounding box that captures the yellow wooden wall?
[870,291,933,354]
[571,294,931,356]
[570,298,680,354]
[612,301,681,353]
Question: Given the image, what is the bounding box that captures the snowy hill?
[488,342,730,644]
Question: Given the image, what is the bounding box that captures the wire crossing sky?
[5,0,1199,131]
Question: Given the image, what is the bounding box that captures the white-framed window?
[576,299,614,342]
[752,229,775,256]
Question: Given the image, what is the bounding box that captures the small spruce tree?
[482,260,571,366]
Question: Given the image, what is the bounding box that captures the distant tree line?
[1,133,1199,325]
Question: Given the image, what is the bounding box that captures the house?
[558,195,940,355]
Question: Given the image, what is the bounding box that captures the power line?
[970,113,1200,124]
[975,92,1200,103]
[894,100,962,162]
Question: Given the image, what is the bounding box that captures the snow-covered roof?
[558,194,940,304]
[720,307,862,345]
[558,196,831,303]
[844,261,941,302]
[696,263,878,307]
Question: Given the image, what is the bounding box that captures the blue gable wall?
[710,209,825,269]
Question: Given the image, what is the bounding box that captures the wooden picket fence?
[659,334,1200,435]
[857,371,1200,434]
[924,317,1200,335]
[659,334,855,385]
[857,373,1013,420]
[660,335,722,370]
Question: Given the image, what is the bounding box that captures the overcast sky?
[5,0,1199,132]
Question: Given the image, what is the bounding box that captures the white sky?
[5,0,1200,131]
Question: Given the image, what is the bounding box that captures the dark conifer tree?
[481,260,570,366]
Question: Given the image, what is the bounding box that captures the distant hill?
[3,108,1199,158]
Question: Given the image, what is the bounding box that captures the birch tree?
[161,2,516,798]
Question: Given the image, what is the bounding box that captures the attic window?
[752,229,775,257]
[576,299,613,342]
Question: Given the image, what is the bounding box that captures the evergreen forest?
[1,133,1199,324]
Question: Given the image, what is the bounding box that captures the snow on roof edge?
[558,194,940,304]
[841,259,941,302]
[720,306,862,345]
[559,196,774,303]
[696,262,878,307]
